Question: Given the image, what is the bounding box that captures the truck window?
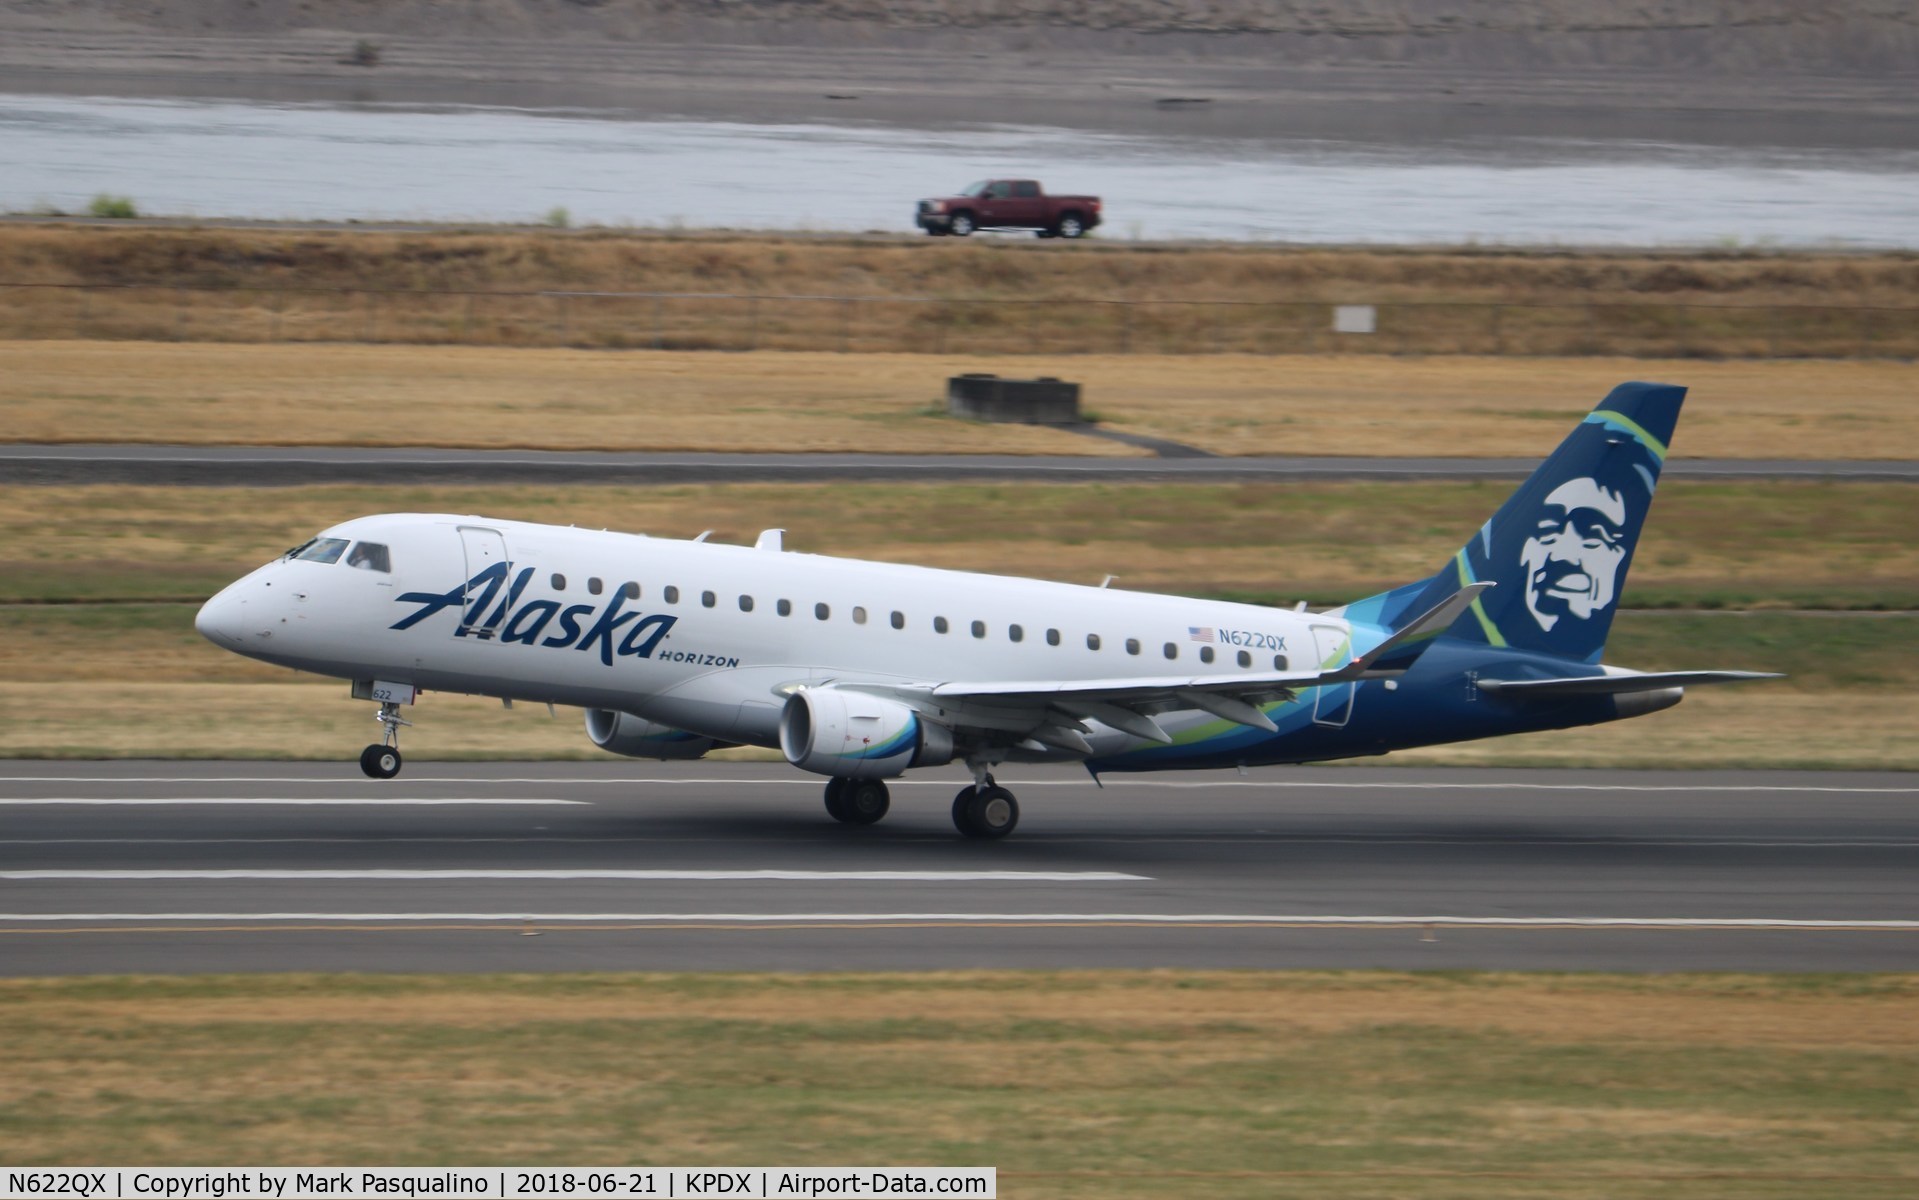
[961,180,990,197]
[1013,181,1039,198]
[987,182,1012,198]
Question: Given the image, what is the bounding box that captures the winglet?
[1341,582,1494,677]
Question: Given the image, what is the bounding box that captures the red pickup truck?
[916,180,1102,239]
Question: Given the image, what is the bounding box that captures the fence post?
[553,293,567,346]
[464,291,477,344]
[362,291,376,342]
[175,287,189,341]
[77,286,91,338]
[1119,301,1132,354]
[653,296,663,350]
[841,298,852,353]
[748,296,758,351]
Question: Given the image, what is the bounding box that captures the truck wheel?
[949,212,976,237]
[1056,213,1086,239]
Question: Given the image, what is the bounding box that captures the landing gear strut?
[952,772,1019,839]
[824,777,890,825]
[359,700,409,780]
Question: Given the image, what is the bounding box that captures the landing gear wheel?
[953,784,1018,839]
[949,212,976,237]
[824,777,853,822]
[1055,214,1085,239]
[359,744,402,779]
[843,779,890,825]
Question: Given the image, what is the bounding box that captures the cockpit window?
[346,541,391,572]
[293,537,349,564]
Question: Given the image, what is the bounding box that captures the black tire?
[954,785,1018,839]
[824,777,853,823]
[1055,213,1086,239]
[359,744,402,780]
[949,212,976,237]
[1034,229,1056,239]
[843,779,890,825]
[924,227,947,237]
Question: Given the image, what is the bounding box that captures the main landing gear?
[953,775,1019,840]
[359,700,409,780]
[824,777,891,825]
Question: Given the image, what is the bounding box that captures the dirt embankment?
[8,0,1918,75]
[4,1,1917,147]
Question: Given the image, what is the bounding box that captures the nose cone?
[195,585,247,647]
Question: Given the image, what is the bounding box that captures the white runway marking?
[4,776,1916,794]
[0,797,588,806]
[1,912,1915,929]
[2,869,1148,882]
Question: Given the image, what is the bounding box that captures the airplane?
[194,381,1777,838]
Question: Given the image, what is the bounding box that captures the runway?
[4,761,1916,975]
[4,443,1915,486]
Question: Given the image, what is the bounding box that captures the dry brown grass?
[8,227,1917,304]
[3,227,1915,356]
[0,682,1904,768]
[4,972,1917,1189]
[3,478,1912,612]
[5,341,1918,458]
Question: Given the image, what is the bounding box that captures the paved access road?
[4,444,1916,486]
[4,762,1916,975]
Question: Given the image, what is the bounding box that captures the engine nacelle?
[779,689,955,779]
[584,708,723,760]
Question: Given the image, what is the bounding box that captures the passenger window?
[1200,646,1215,664]
[853,606,868,625]
[346,542,390,573]
[934,616,950,634]
[294,537,348,565]
[622,582,640,600]
[971,620,986,639]
[702,591,716,608]
[1046,628,1060,646]
[1009,624,1024,643]
[1274,654,1289,670]
[664,585,679,604]
[1238,650,1252,668]
[815,602,830,620]
[1126,638,1141,656]
[588,577,604,595]
[1163,642,1178,660]
[739,595,754,612]
[1086,633,1101,650]
[777,599,792,616]
[890,611,905,630]
[551,573,566,590]
[1014,181,1039,198]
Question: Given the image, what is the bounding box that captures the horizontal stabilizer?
[1478,670,1783,697]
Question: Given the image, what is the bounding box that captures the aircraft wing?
[853,583,1494,749]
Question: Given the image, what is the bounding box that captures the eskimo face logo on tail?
[1520,478,1627,632]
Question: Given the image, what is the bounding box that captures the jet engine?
[779,689,954,779]
[584,708,724,760]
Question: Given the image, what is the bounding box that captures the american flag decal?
[1188,626,1215,642]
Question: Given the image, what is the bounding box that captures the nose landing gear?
[359,700,410,779]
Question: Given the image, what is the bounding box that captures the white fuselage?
[196,513,1339,758]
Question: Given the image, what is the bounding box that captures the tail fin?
[1342,381,1684,665]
